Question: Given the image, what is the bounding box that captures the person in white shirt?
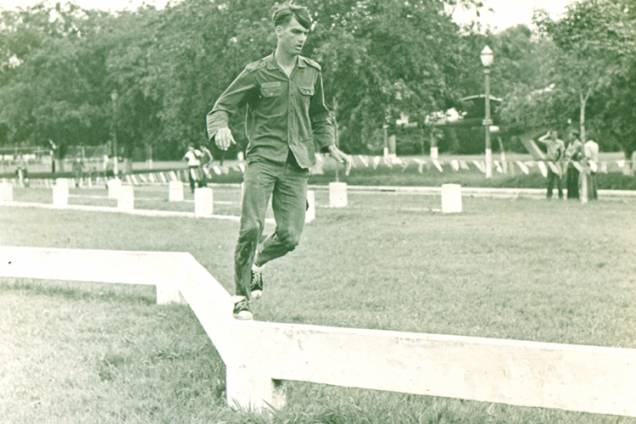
[584,138,600,200]
[183,144,203,193]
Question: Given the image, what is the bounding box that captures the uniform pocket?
[298,86,314,96]
[260,82,282,98]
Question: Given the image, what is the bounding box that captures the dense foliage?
[0,0,634,163]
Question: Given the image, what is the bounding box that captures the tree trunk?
[579,92,588,142]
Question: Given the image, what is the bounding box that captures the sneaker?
[232,296,253,320]
[250,269,264,299]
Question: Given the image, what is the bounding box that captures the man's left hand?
[328,145,351,166]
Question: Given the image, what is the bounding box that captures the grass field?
[1,187,636,423]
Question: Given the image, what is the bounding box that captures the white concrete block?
[107,178,121,199]
[168,180,184,202]
[226,364,286,412]
[156,281,185,305]
[329,182,348,208]
[441,184,462,214]
[52,182,69,208]
[118,185,134,211]
[0,182,13,203]
[305,190,315,223]
[55,178,69,191]
[194,187,214,217]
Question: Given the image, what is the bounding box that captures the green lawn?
[1,190,635,423]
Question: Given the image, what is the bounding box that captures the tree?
[534,0,636,143]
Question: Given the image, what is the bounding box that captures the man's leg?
[234,161,276,300]
[547,170,554,199]
[188,168,195,193]
[255,165,308,267]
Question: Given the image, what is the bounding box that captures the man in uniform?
[537,130,565,199]
[207,3,350,319]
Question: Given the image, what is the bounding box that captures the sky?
[0,0,580,32]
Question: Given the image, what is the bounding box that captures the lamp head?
[480,45,494,68]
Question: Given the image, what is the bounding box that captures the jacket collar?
[266,52,304,70]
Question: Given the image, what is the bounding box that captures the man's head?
[272,3,312,56]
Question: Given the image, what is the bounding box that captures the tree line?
[0,0,634,165]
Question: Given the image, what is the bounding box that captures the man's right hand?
[214,127,236,151]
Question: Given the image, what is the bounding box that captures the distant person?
[15,157,29,188]
[206,3,350,319]
[564,131,584,200]
[183,144,203,193]
[72,157,85,188]
[584,137,600,200]
[537,130,565,200]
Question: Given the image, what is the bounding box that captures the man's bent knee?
[277,229,301,252]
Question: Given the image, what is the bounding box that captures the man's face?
[276,16,309,56]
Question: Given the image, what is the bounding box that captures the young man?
[584,137,600,200]
[537,130,565,199]
[564,131,584,200]
[206,3,350,319]
[183,144,203,193]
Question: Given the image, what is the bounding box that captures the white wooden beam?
[236,321,636,417]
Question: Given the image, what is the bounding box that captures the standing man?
[537,130,565,200]
[564,131,584,200]
[207,3,350,319]
[183,144,203,193]
[584,137,600,200]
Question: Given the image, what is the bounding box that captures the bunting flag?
[547,161,561,175]
[516,161,530,175]
[537,161,548,178]
[94,157,636,185]
[472,160,485,173]
[414,159,426,173]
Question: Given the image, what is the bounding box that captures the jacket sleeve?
[309,72,336,152]
[206,67,257,140]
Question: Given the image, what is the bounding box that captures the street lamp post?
[110,90,119,179]
[480,45,494,179]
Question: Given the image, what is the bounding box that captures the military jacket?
[206,54,335,169]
